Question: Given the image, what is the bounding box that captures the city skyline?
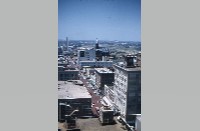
[58,0,141,41]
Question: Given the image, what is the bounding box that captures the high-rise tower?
[66,37,69,51]
[95,38,99,49]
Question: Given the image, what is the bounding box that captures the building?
[58,61,69,67]
[95,38,100,49]
[66,37,69,51]
[99,105,114,124]
[104,85,115,105]
[135,115,141,131]
[58,47,63,55]
[95,68,114,91]
[58,81,92,121]
[113,55,141,125]
[79,61,113,68]
[77,48,96,62]
[58,66,79,81]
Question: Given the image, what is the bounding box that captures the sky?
[58,0,141,41]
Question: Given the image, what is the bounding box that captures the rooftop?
[58,81,91,99]
[58,66,79,71]
[95,68,114,74]
[114,64,141,72]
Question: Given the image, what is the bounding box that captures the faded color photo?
[58,0,141,131]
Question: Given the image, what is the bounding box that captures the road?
[68,56,102,116]
[79,76,102,117]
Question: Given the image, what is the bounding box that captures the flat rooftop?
[58,81,91,99]
[58,66,79,71]
[113,64,141,72]
[95,68,113,74]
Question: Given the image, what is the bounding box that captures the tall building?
[95,38,99,49]
[94,38,110,61]
[58,47,63,55]
[65,37,69,51]
[113,55,141,125]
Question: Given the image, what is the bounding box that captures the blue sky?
[58,0,141,41]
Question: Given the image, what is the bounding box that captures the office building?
[113,55,141,125]
[95,39,110,61]
[77,47,96,62]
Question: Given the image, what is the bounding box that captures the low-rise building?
[58,81,92,121]
[58,66,79,81]
[95,68,114,91]
[99,106,114,124]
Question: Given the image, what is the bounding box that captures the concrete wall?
[58,98,92,120]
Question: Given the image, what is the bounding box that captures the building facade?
[95,68,114,91]
[113,63,141,125]
[58,81,92,121]
[58,66,79,81]
[77,48,96,62]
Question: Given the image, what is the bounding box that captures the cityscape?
[58,0,141,131]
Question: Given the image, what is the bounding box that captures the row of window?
[59,74,76,77]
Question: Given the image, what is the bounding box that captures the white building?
[113,59,141,125]
[77,48,96,62]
